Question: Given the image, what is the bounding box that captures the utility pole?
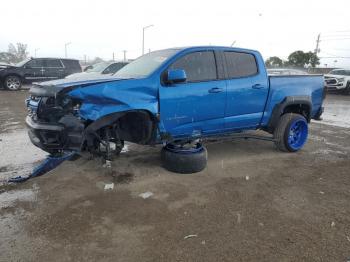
[123,50,127,62]
[65,42,71,58]
[142,24,154,55]
[112,52,115,61]
[314,34,321,55]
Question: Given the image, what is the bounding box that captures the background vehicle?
[267,68,308,75]
[324,68,350,94]
[0,58,81,90]
[26,46,325,173]
[67,61,128,79]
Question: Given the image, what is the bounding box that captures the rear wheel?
[4,75,22,91]
[161,142,207,174]
[274,113,308,152]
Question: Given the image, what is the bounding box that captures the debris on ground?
[237,213,241,224]
[184,234,198,240]
[8,152,75,183]
[331,221,336,227]
[245,176,250,181]
[103,160,112,169]
[139,191,153,199]
[104,183,114,190]
[319,191,325,194]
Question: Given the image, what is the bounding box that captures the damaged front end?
[26,78,159,158]
[26,92,85,155]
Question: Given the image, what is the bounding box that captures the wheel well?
[283,104,310,121]
[116,110,157,144]
[267,98,312,134]
[84,110,158,147]
[3,74,23,84]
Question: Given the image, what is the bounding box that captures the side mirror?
[166,69,187,84]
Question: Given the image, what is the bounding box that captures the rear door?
[43,59,64,80]
[224,51,268,130]
[159,50,226,137]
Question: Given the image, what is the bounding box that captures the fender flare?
[267,96,312,133]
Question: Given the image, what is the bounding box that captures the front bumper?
[26,116,84,153]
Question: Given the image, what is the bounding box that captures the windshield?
[16,58,31,67]
[86,62,110,73]
[329,69,350,76]
[114,49,178,78]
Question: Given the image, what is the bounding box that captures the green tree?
[287,50,319,68]
[265,56,284,68]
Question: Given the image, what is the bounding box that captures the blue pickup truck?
[26,46,325,173]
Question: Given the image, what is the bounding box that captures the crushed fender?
[8,152,76,183]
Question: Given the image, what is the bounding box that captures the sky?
[1,0,350,67]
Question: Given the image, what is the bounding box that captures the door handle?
[252,84,264,89]
[208,87,224,93]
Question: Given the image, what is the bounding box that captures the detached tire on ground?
[274,113,309,152]
[161,143,208,174]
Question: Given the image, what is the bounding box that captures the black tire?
[4,75,22,91]
[161,143,207,174]
[343,82,350,95]
[274,113,308,152]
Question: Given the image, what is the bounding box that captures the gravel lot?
[0,90,349,262]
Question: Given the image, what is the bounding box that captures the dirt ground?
[0,90,349,262]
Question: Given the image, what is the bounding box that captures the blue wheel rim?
[287,119,308,150]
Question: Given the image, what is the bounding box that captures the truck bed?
[260,74,324,127]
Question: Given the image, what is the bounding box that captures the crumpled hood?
[29,75,130,97]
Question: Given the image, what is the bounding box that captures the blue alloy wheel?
[287,118,308,150]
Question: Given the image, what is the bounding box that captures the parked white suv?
[324,69,350,94]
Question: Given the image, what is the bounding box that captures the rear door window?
[169,51,217,82]
[61,59,81,70]
[45,59,63,68]
[224,52,258,78]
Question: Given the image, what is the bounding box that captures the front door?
[159,50,226,138]
[23,59,46,82]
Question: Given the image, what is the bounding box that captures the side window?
[61,60,81,71]
[46,59,63,68]
[26,59,45,68]
[103,63,126,74]
[170,51,217,82]
[225,52,258,78]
